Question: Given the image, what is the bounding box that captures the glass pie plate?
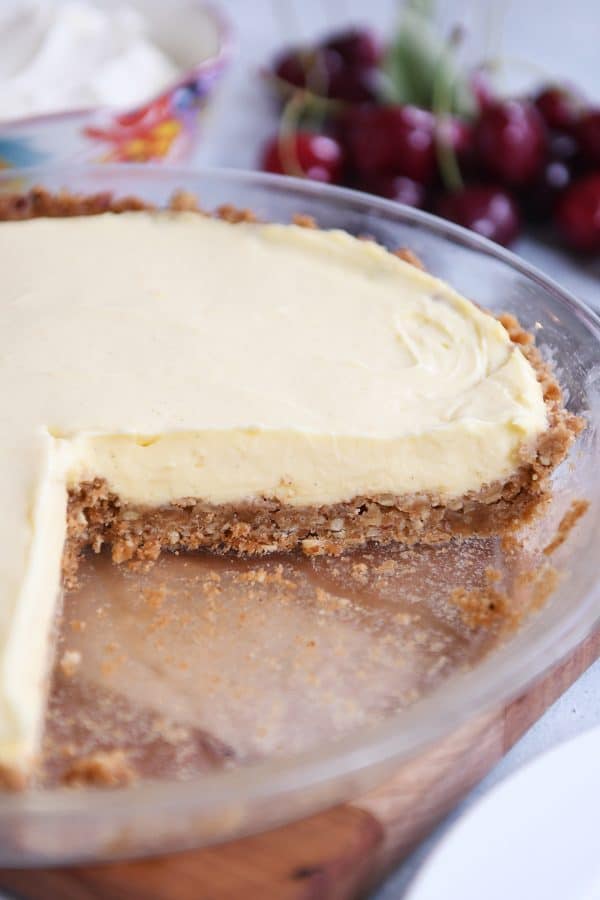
[0,165,598,867]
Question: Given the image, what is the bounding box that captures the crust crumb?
[501,533,522,555]
[169,190,202,212]
[215,204,257,224]
[451,585,517,629]
[351,562,369,583]
[63,749,135,787]
[143,585,167,610]
[292,213,317,228]
[59,649,82,678]
[0,764,26,790]
[485,567,502,584]
[543,499,590,556]
[498,313,534,345]
[394,247,425,269]
[515,564,560,612]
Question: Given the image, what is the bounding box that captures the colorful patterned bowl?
[0,1,232,169]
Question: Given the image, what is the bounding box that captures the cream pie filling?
[0,212,548,779]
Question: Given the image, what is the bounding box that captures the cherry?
[273,45,379,103]
[261,131,344,183]
[436,117,476,173]
[273,47,344,96]
[329,67,379,103]
[522,159,573,222]
[577,110,600,166]
[273,49,308,89]
[470,68,496,113]
[555,174,600,253]
[325,28,383,69]
[435,186,521,246]
[475,101,547,186]
[341,106,392,173]
[448,118,475,166]
[534,86,582,133]
[357,174,426,208]
[549,131,580,163]
[343,105,437,184]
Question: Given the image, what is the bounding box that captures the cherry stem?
[262,69,343,117]
[432,29,464,192]
[278,92,308,177]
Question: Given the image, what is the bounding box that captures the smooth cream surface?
[0,211,548,775]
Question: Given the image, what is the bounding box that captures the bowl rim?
[0,1,233,132]
[0,163,598,856]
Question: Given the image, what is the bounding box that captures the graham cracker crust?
[0,188,583,575]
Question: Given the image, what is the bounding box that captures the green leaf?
[382,1,476,117]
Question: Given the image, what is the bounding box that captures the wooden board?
[2,629,598,900]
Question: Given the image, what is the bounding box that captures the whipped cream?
[0,0,180,120]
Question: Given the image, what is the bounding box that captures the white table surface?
[197,2,600,896]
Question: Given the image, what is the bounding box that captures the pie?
[0,188,580,787]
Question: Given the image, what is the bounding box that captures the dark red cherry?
[261,131,344,183]
[549,131,580,163]
[535,86,582,133]
[341,106,392,173]
[555,173,600,253]
[357,174,427,207]
[329,66,379,103]
[475,101,547,186]
[324,28,383,69]
[435,185,521,246]
[273,47,344,96]
[273,49,307,89]
[522,159,573,222]
[470,68,496,113]
[577,110,600,167]
[436,117,476,172]
[343,105,437,184]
